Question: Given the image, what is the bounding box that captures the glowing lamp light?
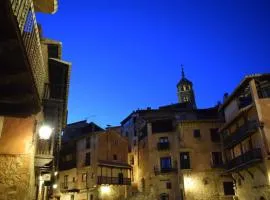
[39,125,53,140]
[54,171,58,176]
[100,185,111,194]
[53,184,58,189]
[184,176,195,191]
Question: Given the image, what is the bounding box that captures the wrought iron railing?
[226,148,262,171]
[97,176,131,185]
[154,166,178,175]
[157,142,170,151]
[222,120,258,148]
[9,0,45,100]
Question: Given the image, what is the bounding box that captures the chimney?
[223,93,229,103]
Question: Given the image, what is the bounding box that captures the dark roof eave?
[219,73,270,111]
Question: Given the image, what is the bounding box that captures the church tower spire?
[177,65,197,108]
[181,64,185,78]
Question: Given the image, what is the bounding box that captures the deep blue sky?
[37,0,270,128]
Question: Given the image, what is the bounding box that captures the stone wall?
[233,163,270,200]
[0,153,35,200]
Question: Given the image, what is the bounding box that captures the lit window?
[82,173,87,182]
[180,152,190,169]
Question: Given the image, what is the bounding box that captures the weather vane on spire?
[181,64,185,78]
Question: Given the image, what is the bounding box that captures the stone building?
[0,1,70,199]
[56,121,132,200]
[219,74,270,200]
[121,69,234,200]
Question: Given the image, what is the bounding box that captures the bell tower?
[177,65,197,108]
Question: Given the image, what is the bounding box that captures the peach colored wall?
[0,116,35,154]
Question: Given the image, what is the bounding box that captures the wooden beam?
[245,169,254,179]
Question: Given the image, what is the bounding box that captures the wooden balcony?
[35,138,54,168]
[226,148,262,172]
[0,0,46,116]
[157,142,170,151]
[222,120,258,149]
[97,176,131,185]
[60,182,80,193]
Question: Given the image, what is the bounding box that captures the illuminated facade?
[219,74,270,200]
[0,1,70,199]
[56,121,132,200]
[121,70,234,200]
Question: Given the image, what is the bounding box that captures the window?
[141,178,145,192]
[90,195,94,200]
[64,154,73,162]
[160,193,169,200]
[85,152,91,166]
[86,137,91,149]
[166,182,172,189]
[193,129,201,138]
[180,152,191,169]
[223,182,235,195]
[72,177,76,182]
[160,157,172,169]
[70,195,74,200]
[82,173,87,182]
[130,156,134,165]
[159,137,169,143]
[134,130,137,137]
[212,152,223,166]
[64,175,68,188]
[210,128,220,142]
[113,154,117,160]
[118,173,124,184]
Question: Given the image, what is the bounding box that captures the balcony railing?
[226,148,262,171]
[97,176,131,185]
[157,142,170,151]
[35,138,54,167]
[60,182,79,192]
[154,167,178,175]
[222,120,258,148]
[9,0,45,100]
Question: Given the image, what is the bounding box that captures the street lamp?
[38,124,53,140]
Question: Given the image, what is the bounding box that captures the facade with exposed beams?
[0,1,70,199]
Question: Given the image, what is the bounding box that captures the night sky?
[37,0,270,128]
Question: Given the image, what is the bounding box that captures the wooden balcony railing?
[222,120,258,148]
[157,142,170,151]
[9,0,45,100]
[97,176,131,185]
[226,148,262,172]
[35,137,54,167]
